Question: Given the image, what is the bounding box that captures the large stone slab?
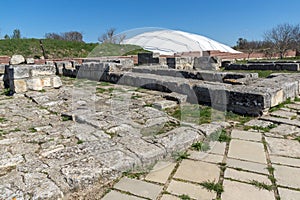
[188,150,224,163]
[102,190,144,200]
[226,158,269,174]
[260,116,300,127]
[167,179,216,200]
[145,161,176,184]
[228,139,267,164]
[222,180,275,200]
[173,160,220,183]
[269,124,300,136]
[114,177,163,200]
[224,168,271,184]
[231,129,262,142]
[278,187,300,200]
[270,155,300,167]
[265,137,300,158]
[270,110,297,119]
[273,164,300,189]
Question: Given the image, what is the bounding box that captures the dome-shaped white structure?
[122,29,240,55]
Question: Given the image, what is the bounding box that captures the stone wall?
[5,64,62,93]
[226,62,300,71]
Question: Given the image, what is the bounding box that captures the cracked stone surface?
[1,76,300,199]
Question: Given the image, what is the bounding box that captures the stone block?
[114,177,163,200]
[9,65,30,79]
[13,79,27,93]
[173,160,220,183]
[228,139,267,164]
[26,58,35,64]
[31,65,56,76]
[27,78,43,91]
[10,55,25,65]
[41,77,52,87]
[222,180,275,200]
[52,76,62,88]
[145,161,176,184]
[273,164,300,189]
[167,180,216,200]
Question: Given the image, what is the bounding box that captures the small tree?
[264,23,300,59]
[62,31,83,42]
[98,28,116,43]
[12,29,21,39]
[4,34,10,39]
[45,32,63,40]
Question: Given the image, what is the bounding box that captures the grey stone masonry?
[5,64,62,93]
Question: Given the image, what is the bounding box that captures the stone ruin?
[1,54,300,199]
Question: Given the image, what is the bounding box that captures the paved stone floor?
[0,77,300,199]
[102,104,300,200]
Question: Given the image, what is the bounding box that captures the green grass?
[173,151,190,161]
[61,115,72,121]
[0,117,7,123]
[0,38,97,58]
[295,136,300,143]
[199,180,224,193]
[191,142,211,152]
[96,88,107,93]
[122,171,147,179]
[99,82,112,86]
[250,180,273,191]
[294,96,300,102]
[244,124,277,132]
[222,69,297,78]
[0,38,147,58]
[169,105,253,125]
[38,89,46,93]
[77,139,84,144]
[178,194,191,200]
[88,43,147,57]
[28,127,37,133]
[209,129,231,143]
[1,88,11,96]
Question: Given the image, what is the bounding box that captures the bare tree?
[45,33,63,40]
[45,31,83,42]
[264,23,300,59]
[98,28,121,43]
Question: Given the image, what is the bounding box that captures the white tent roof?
[122,29,240,55]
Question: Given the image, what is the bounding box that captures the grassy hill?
[0,39,149,58]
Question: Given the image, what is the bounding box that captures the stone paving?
[0,77,300,199]
[102,103,300,200]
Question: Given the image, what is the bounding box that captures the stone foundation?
[5,64,62,93]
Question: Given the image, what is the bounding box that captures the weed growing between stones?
[199,180,224,193]
[294,136,300,143]
[77,139,84,144]
[0,117,7,123]
[28,127,37,133]
[244,124,277,132]
[250,180,273,191]
[294,96,300,102]
[173,151,190,161]
[99,82,111,86]
[178,194,191,200]
[191,142,210,152]
[210,129,231,143]
[122,171,148,180]
[61,114,72,121]
[1,88,12,96]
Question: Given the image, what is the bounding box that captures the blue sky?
[0,0,299,46]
